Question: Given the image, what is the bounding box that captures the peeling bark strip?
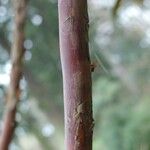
[0,0,28,149]
[58,0,94,150]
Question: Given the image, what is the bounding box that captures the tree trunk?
[0,0,28,149]
[58,0,94,150]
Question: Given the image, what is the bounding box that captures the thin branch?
[0,0,28,149]
[58,0,94,149]
[112,0,122,19]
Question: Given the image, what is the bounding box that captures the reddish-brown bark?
[0,0,28,149]
[58,0,94,149]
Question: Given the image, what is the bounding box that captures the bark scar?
[63,8,75,24]
[74,103,84,150]
[74,103,84,119]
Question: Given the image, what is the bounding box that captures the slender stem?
[0,0,28,149]
[112,0,122,19]
[58,0,94,149]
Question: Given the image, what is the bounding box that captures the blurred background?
[0,0,150,149]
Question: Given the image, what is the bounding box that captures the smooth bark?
[58,0,94,150]
[0,0,27,149]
